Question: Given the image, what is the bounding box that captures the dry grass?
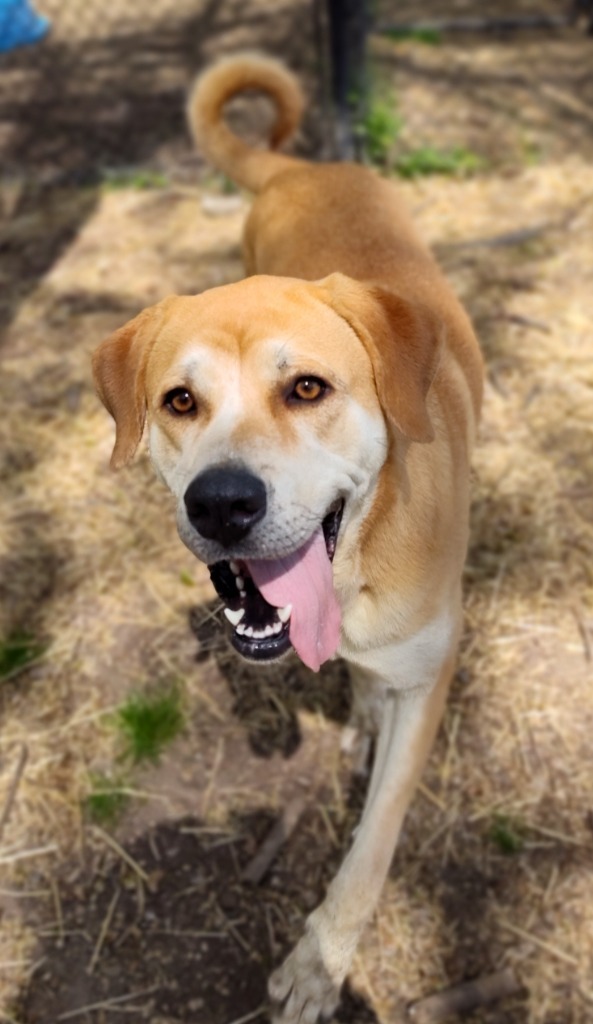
[1,5,593,1023]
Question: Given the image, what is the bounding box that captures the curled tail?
[187,53,306,193]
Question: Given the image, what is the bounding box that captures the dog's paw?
[268,923,342,1024]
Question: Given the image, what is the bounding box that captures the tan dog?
[92,55,483,1024]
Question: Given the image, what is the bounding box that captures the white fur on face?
[148,336,388,567]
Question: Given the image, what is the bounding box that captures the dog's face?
[93,273,441,671]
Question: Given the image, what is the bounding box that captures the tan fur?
[186,53,306,192]
[92,55,483,1024]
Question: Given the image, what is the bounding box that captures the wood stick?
[540,83,593,126]
[241,796,306,884]
[498,921,578,965]
[439,196,593,253]
[87,888,120,974]
[408,968,522,1022]
[0,743,28,843]
[441,223,551,251]
[57,986,159,1021]
[483,312,551,334]
[91,825,149,884]
[570,602,592,662]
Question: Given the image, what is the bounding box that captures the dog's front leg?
[269,645,457,1024]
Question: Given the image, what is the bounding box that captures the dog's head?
[92,274,442,670]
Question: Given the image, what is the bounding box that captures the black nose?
[184,466,267,547]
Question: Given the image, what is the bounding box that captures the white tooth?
[264,625,273,637]
[230,561,240,574]
[252,628,265,639]
[272,621,282,634]
[236,623,246,635]
[245,626,254,638]
[224,607,245,626]
[278,604,292,623]
[235,575,245,590]
[239,589,246,599]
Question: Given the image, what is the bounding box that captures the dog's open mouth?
[209,501,344,671]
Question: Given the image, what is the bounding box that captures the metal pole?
[326,0,368,161]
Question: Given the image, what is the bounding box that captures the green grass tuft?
[0,631,44,681]
[489,813,525,854]
[363,98,403,165]
[117,686,184,763]
[385,27,442,45]
[219,174,239,195]
[102,168,168,191]
[84,775,128,824]
[395,146,483,179]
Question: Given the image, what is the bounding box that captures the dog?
[92,54,483,1024]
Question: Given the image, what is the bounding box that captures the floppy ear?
[316,273,444,443]
[92,298,173,469]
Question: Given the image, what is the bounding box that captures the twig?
[486,312,551,334]
[527,821,587,847]
[441,223,551,251]
[214,902,251,954]
[417,781,446,812]
[226,1006,266,1024]
[316,802,339,847]
[498,920,579,965]
[57,986,159,1020]
[91,825,149,884]
[439,194,593,253]
[49,876,64,948]
[0,654,45,686]
[145,928,226,938]
[570,603,592,662]
[408,968,522,1022]
[540,83,593,126]
[241,796,306,884]
[0,743,28,842]
[87,887,120,974]
[201,737,225,817]
[0,844,57,865]
[0,887,51,899]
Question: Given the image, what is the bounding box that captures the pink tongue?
[245,528,341,672]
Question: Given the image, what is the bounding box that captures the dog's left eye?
[289,377,328,403]
[164,388,197,415]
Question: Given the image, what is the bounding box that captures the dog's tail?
[187,53,306,193]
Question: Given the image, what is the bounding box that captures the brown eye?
[164,388,196,415]
[290,377,328,403]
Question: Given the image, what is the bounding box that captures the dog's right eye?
[164,388,197,415]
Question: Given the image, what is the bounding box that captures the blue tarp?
[0,0,50,54]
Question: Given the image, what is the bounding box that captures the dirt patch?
[19,806,381,1024]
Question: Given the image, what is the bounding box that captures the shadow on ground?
[190,600,352,758]
[0,0,319,343]
[0,0,320,179]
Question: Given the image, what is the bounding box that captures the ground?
[1,2,592,1023]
